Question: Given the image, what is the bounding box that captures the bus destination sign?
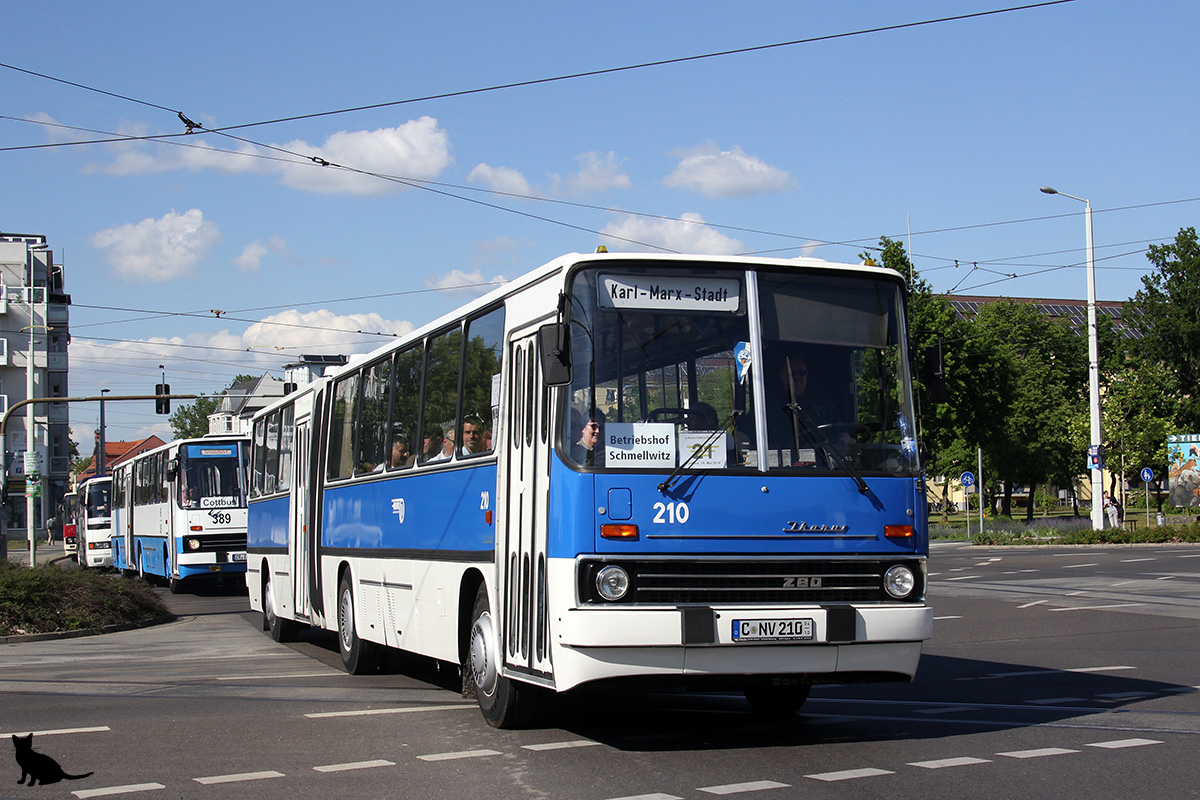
[599,274,740,312]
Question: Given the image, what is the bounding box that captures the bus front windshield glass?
[85,483,111,519]
[179,443,247,509]
[561,264,919,476]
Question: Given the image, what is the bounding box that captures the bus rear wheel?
[337,573,380,674]
[467,584,535,728]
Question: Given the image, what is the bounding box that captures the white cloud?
[86,117,452,196]
[91,209,222,282]
[467,163,532,196]
[551,151,631,195]
[664,143,795,198]
[276,117,452,195]
[600,212,743,255]
[234,236,294,272]
[424,269,510,297]
[241,309,414,354]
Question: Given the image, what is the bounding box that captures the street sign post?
[1141,467,1154,528]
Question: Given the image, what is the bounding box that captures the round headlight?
[883,565,916,599]
[595,565,630,601]
[186,538,201,551]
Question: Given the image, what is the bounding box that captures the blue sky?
[2,0,1196,453]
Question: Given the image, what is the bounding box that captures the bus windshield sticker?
[734,341,752,384]
[598,275,740,312]
[200,496,239,509]
[678,431,728,469]
[604,423,676,468]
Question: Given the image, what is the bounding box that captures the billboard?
[1167,434,1200,508]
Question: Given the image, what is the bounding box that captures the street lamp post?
[1041,186,1105,531]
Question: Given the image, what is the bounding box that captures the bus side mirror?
[920,344,947,404]
[165,458,178,481]
[539,322,572,386]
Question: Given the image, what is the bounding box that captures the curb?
[0,612,177,645]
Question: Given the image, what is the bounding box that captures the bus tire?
[337,573,379,674]
[168,577,183,594]
[467,584,535,728]
[264,573,298,643]
[743,684,811,717]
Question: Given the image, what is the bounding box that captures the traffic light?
[155,383,171,414]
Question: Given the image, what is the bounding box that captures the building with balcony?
[0,234,71,536]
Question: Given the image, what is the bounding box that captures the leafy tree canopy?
[168,374,257,440]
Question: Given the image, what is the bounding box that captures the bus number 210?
[652,501,689,524]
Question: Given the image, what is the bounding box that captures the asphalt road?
[3,541,1200,799]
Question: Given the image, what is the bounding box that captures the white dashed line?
[193,771,285,785]
[417,749,502,762]
[989,665,1135,678]
[220,672,337,681]
[933,615,963,620]
[1087,738,1163,749]
[1048,603,1145,613]
[604,794,682,800]
[697,780,790,794]
[944,575,981,581]
[1018,600,1048,608]
[997,748,1079,759]
[313,759,395,772]
[3,726,110,737]
[805,768,894,782]
[73,784,165,798]
[306,704,475,718]
[523,740,602,751]
[909,756,992,769]
[1063,563,1099,569]
[1096,691,1154,700]
[1120,558,1156,563]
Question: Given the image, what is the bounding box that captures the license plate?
[232,553,246,562]
[732,618,814,642]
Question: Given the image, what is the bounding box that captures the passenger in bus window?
[440,429,456,460]
[461,416,484,455]
[389,438,409,468]
[411,425,446,465]
[572,414,605,466]
[182,486,200,507]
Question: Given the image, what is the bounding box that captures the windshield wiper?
[658,410,743,493]
[783,361,870,495]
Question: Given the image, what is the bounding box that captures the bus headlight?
[185,538,201,551]
[595,566,630,601]
[883,565,916,599]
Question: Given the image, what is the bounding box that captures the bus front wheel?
[337,573,379,674]
[264,573,298,643]
[467,584,535,728]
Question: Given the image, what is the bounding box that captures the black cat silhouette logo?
[12,733,94,787]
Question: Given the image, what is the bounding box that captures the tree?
[169,374,257,440]
[1130,227,1200,429]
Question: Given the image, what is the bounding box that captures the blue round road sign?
[961,471,975,487]
[1141,467,1154,483]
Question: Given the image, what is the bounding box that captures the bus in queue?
[246,252,931,727]
[59,490,79,556]
[76,476,113,568]
[111,436,250,593]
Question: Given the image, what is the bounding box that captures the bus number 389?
[208,511,233,525]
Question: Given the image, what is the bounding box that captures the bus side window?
[420,326,463,464]
[278,405,294,492]
[391,346,422,468]
[461,306,504,456]
[356,357,391,474]
[327,373,359,480]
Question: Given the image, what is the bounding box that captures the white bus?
[248,252,931,727]
[111,436,249,593]
[76,476,113,568]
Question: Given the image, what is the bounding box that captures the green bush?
[0,561,168,636]
[971,521,1200,546]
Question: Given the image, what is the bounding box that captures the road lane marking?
[306,704,475,718]
[194,771,284,784]
[1063,563,1099,569]
[2,726,110,737]
[1018,600,1047,609]
[523,740,602,751]
[73,785,165,798]
[220,672,339,680]
[698,780,790,794]
[909,757,991,769]
[805,768,893,782]
[1087,738,1163,749]
[1048,603,1145,612]
[313,759,396,772]
[1096,691,1153,700]
[1120,558,1156,563]
[944,575,981,581]
[997,748,1078,759]
[417,749,502,762]
[933,615,963,620]
[603,795,682,800]
[1025,697,1086,705]
[989,666,1135,677]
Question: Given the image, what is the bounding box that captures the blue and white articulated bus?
[111,436,249,593]
[247,252,932,727]
[76,476,113,568]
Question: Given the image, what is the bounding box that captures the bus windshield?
[179,442,248,509]
[85,482,111,519]
[561,263,919,476]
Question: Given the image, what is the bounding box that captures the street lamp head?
[1039,187,1058,195]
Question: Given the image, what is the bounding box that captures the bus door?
[290,415,313,623]
[119,469,133,568]
[499,326,554,681]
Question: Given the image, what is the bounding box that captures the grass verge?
[0,560,169,637]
